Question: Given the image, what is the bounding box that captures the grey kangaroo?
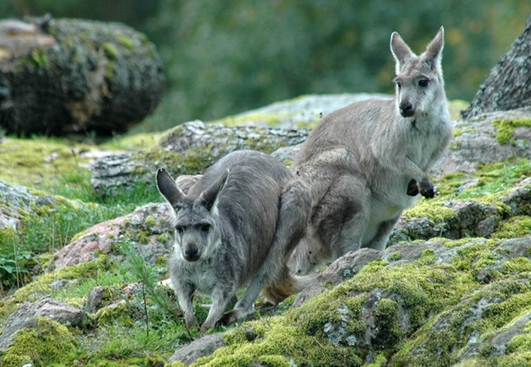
[289,27,453,274]
[156,150,311,330]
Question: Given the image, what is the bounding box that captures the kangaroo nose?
[399,102,414,117]
[184,245,199,261]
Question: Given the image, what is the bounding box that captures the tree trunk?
[462,15,531,119]
[0,16,164,136]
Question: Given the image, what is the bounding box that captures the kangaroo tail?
[261,265,314,303]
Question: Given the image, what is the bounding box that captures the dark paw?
[407,179,419,196]
[217,310,240,326]
[419,178,435,199]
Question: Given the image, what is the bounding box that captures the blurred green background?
[3,0,530,133]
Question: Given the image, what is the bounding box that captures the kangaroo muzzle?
[399,102,415,117]
[183,243,200,262]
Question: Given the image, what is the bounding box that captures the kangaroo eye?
[418,79,429,87]
[395,81,402,89]
[175,226,185,234]
[198,224,210,233]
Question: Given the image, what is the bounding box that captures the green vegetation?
[492,118,531,145]
[1,317,79,367]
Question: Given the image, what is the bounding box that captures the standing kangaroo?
[289,27,453,274]
[156,150,311,330]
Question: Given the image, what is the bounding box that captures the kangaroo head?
[390,27,445,118]
[156,168,229,262]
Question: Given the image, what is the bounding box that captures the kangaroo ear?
[156,168,186,206]
[390,31,414,74]
[424,26,444,71]
[200,169,230,213]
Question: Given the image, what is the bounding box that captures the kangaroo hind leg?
[317,174,371,260]
[219,178,312,325]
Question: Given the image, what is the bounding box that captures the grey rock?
[0,296,88,351]
[222,93,391,129]
[389,177,531,244]
[168,333,225,366]
[293,248,382,307]
[89,120,309,194]
[432,108,531,177]
[53,202,173,269]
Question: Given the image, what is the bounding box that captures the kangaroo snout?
[183,244,200,262]
[399,102,414,117]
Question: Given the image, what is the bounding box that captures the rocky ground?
[0,94,530,366]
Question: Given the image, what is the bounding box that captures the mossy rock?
[0,317,79,367]
[0,17,164,136]
[176,237,531,366]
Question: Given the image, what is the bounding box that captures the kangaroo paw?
[419,178,435,199]
[217,308,251,326]
[407,179,419,196]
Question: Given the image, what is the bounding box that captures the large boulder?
[462,15,531,119]
[0,296,88,351]
[0,16,164,136]
[90,120,309,195]
[53,202,173,269]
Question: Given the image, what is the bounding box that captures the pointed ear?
[424,26,444,70]
[156,168,185,206]
[200,169,230,213]
[390,31,414,74]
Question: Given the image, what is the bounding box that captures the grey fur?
[157,150,311,330]
[289,27,452,274]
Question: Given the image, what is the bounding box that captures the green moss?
[11,255,108,304]
[215,113,284,127]
[436,172,465,196]
[194,250,480,367]
[0,137,96,190]
[373,298,402,349]
[492,118,531,145]
[30,48,50,67]
[492,216,531,239]
[365,354,388,367]
[453,128,476,137]
[199,316,363,367]
[393,279,531,366]
[1,317,78,367]
[388,251,403,261]
[452,240,499,278]
[502,257,531,273]
[402,198,456,222]
[493,118,515,145]
[116,35,135,50]
[144,214,157,229]
[102,42,119,58]
[156,233,169,244]
[95,300,134,326]
[417,248,437,265]
[138,145,216,176]
[458,157,531,200]
[444,237,483,248]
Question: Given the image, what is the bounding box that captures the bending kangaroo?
[289,27,453,274]
[157,150,311,330]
